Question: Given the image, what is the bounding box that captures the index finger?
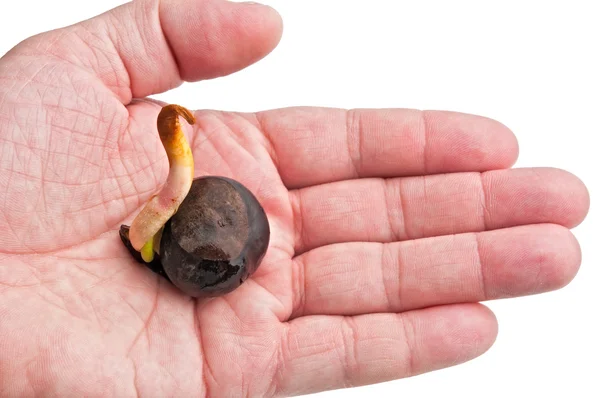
[256,107,519,189]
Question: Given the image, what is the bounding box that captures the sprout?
[128,105,196,258]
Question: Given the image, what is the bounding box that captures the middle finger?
[289,167,588,254]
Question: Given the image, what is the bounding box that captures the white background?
[1,1,598,397]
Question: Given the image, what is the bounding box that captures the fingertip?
[483,167,590,230]
[535,224,583,291]
[479,224,583,298]
[560,169,590,228]
[424,111,520,173]
[246,2,285,38]
[226,1,284,51]
[237,2,284,67]
[452,303,499,352]
[466,114,520,169]
[399,303,498,377]
[537,167,590,228]
[497,119,520,168]
[159,0,283,82]
[558,225,583,289]
[472,303,499,345]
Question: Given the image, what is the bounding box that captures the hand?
[0,1,589,397]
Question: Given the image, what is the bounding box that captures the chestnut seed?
[121,176,270,298]
[119,104,270,298]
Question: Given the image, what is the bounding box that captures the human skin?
[0,0,589,397]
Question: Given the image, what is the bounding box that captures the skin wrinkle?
[245,278,287,322]
[0,281,38,289]
[192,112,263,181]
[420,111,430,174]
[23,357,41,396]
[287,327,337,358]
[0,255,45,291]
[253,112,280,170]
[76,23,126,97]
[379,243,397,312]
[3,198,35,254]
[72,261,103,280]
[289,189,304,257]
[474,175,491,300]
[396,177,410,241]
[156,362,181,394]
[104,16,133,99]
[213,296,282,397]
[80,293,103,332]
[37,277,86,321]
[64,185,156,215]
[0,57,34,110]
[219,113,278,176]
[35,290,71,316]
[138,0,183,96]
[290,255,307,319]
[531,168,550,215]
[38,110,53,221]
[154,0,184,86]
[194,301,210,398]
[2,143,15,216]
[106,143,129,228]
[67,270,128,308]
[198,315,217,398]
[531,245,550,293]
[339,316,358,388]
[420,176,428,238]
[67,22,132,102]
[0,63,14,110]
[253,338,282,397]
[11,61,51,103]
[382,178,400,242]
[131,360,140,398]
[345,109,361,178]
[189,113,236,174]
[189,114,222,148]
[125,287,158,357]
[117,118,162,176]
[398,314,416,377]
[272,324,290,397]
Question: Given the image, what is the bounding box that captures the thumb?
[8,0,283,101]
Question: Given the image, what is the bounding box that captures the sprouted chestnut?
[120,104,270,298]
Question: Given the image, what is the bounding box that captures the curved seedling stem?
[128,104,196,257]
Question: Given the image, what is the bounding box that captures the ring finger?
[289,223,581,318]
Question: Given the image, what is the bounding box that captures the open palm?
[0,1,589,397]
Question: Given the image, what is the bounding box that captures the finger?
[256,107,518,188]
[8,0,282,100]
[290,224,580,318]
[276,304,497,397]
[290,167,589,254]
